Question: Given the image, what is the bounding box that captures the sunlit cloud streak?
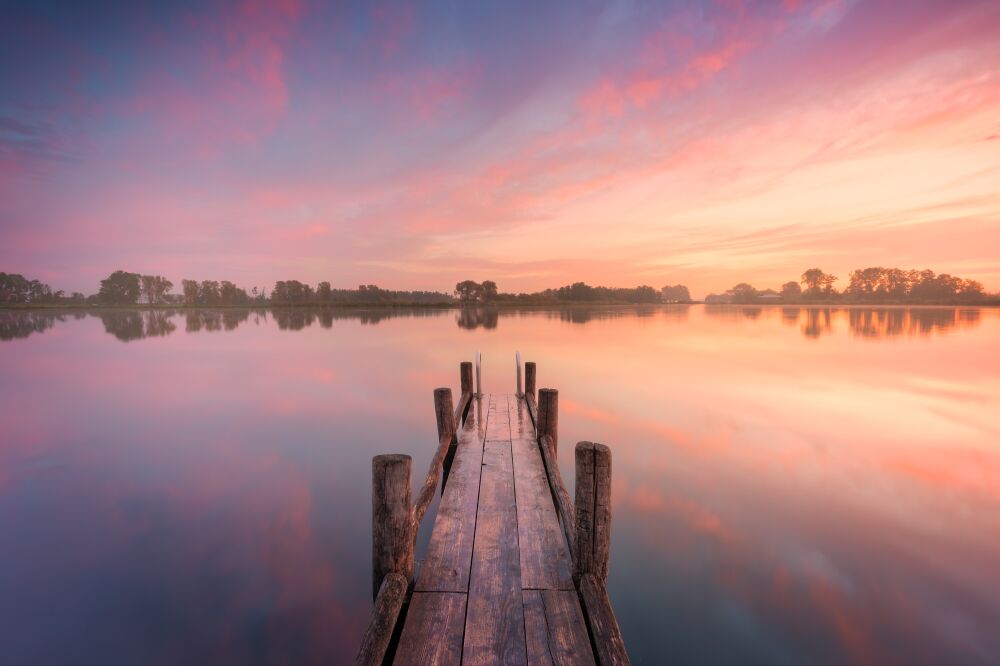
[1,0,999,295]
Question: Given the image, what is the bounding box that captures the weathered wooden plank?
[541,590,597,666]
[355,573,408,666]
[523,591,554,666]
[415,396,488,592]
[522,590,596,666]
[393,592,467,666]
[579,575,629,666]
[510,396,573,590]
[463,430,526,665]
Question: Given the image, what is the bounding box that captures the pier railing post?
[435,388,457,491]
[460,361,473,397]
[573,441,611,585]
[537,388,559,456]
[372,454,413,600]
[434,387,456,443]
[516,351,522,396]
[524,362,536,401]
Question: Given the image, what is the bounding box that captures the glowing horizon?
[2,0,999,298]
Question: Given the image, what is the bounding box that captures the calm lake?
[2,305,998,665]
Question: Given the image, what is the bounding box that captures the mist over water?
[2,306,998,665]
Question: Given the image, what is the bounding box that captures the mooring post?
[435,388,457,491]
[573,442,612,585]
[434,387,456,443]
[460,361,473,396]
[537,388,559,456]
[372,454,413,600]
[524,362,536,401]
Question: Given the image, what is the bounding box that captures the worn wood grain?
[541,590,597,666]
[523,591,554,666]
[355,572,408,666]
[573,443,595,583]
[579,575,630,666]
[373,454,413,600]
[573,442,611,584]
[393,592,467,666]
[524,362,536,401]
[539,434,575,556]
[510,394,573,590]
[592,444,611,585]
[463,416,527,665]
[415,396,488,592]
[537,389,558,456]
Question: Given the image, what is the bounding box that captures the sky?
[1,0,999,298]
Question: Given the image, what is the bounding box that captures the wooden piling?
[434,388,456,443]
[573,442,611,585]
[524,362,536,401]
[537,388,559,456]
[372,454,413,600]
[460,361,473,396]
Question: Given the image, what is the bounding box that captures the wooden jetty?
[357,359,629,665]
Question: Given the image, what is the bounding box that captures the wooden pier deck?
[357,361,628,666]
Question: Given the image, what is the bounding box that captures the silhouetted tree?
[727,283,758,304]
[140,275,173,304]
[801,268,837,299]
[780,281,802,301]
[182,279,200,305]
[661,284,691,303]
[98,270,141,304]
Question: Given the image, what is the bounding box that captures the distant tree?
[199,280,220,305]
[480,280,498,302]
[98,270,141,304]
[182,279,200,305]
[317,281,332,302]
[661,284,691,303]
[800,268,838,299]
[727,283,758,304]
[455,280,481,302]
[780,281,802,301]
[140,275,173,304]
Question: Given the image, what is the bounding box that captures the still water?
[1,306,998,665]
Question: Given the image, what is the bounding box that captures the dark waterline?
[1,306,998,664]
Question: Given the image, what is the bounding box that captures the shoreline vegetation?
[2,268,998,310]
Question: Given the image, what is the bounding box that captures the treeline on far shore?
[1,266,997,309]
[705,267,996,305]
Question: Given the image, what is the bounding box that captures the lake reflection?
[1,306,998,665]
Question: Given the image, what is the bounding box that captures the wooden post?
[573,441,611,585]
[434,387,456,443]
[460,361,473,396]
[524,362,536,401]
[537,388,558,456]
[372,454,413,600]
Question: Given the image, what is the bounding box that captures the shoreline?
[2,301,998,311]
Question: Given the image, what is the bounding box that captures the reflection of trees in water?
[102,311,179,341]
[774,307,983,339]
[802,308,832,339]
[457,307,498,330]
[0,311,62,340]
[847,308,981,338]
[541,306,662,325]
[144,311,176,338]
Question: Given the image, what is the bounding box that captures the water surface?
[2,306,998,665]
